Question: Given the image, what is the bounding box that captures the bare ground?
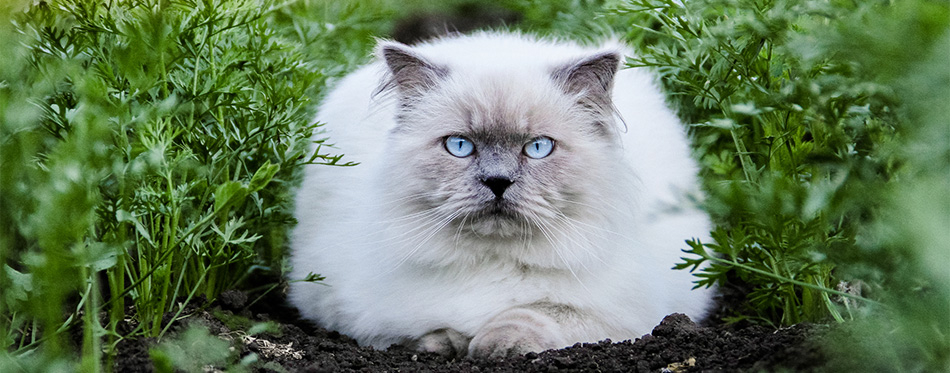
[111,288,828,372]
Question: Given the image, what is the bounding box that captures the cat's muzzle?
[465,200,528,237]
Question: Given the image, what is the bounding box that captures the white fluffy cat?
[289,31,713,359]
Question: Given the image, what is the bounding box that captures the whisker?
[545,215,610,267]
[559,213,646,248]
[373,206,444,225]
[454,212,470,251]
[519,215,532,263]
[547,195,631,217]
[384,209,463,275]
[526,212,592,294]
[360,209,445,247]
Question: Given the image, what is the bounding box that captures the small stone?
[553,356,575,368]
[651,313,697,338]
[247,341,261,352]
[218,289,248,310]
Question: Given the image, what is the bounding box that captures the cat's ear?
[551,51,622,113]
[376,41,448,98]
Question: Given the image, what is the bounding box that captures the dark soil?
[111,286,829,372]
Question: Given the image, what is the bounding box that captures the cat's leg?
[468,302,577,359]
[411,328,472,359]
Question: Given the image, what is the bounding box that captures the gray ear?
[377,41,448,97]
[551,51,622,113]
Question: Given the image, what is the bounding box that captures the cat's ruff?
[289,31,713,359]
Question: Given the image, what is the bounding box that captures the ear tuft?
[551,51,622,112]
[377,41,448,97]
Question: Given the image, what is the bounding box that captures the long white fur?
[289,32,713,350]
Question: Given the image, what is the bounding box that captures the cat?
[288,31,714,359]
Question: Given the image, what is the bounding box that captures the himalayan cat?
[289,31,713,359]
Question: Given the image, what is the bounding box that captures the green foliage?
[148,316,276,372]
[268,0,398,90]
[0,0,361,369]
[611,0,895,324]
[149,325,234,373]
[816,1,949,370]
[615,0,948,368]
[497,0,622,40]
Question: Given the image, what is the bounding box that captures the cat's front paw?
[468,307,567,359]
[412,328,471,360]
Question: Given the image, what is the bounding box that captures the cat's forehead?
[438,71,572,135]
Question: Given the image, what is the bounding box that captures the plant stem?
[707,254,880,305]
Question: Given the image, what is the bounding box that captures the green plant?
[268,0,398,90]
[612,0,888,325]
[0,0,359,369]
[613,0,948,367]
[148,320,275,373]
[812,1,949,370]
[149,326,234,373]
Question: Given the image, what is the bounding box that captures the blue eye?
[524,137,554,159]
[445,135,475,157]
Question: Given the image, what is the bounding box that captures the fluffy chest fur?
[289,31,713,358]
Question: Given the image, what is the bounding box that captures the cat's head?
[374,36,633,265]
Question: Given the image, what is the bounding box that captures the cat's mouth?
[484,199,520,216]
[463,200,528,237]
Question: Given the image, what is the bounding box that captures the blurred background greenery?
[0,0,946,371]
